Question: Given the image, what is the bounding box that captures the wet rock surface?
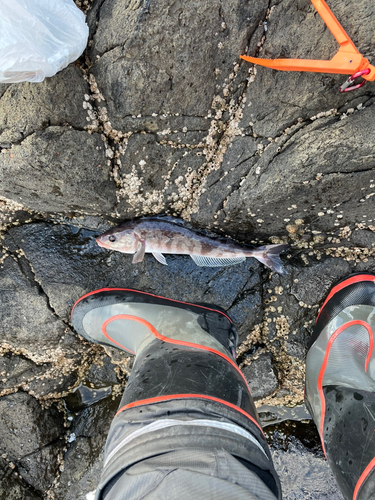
[0,0,374,497]
[7,222,264,340]
[0,392,65,497]
[267,421,344,500]
[0,221,367,499]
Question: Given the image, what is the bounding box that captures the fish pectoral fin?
[152,252,168,266]
[132,236,146,264]
[190,255,246,267]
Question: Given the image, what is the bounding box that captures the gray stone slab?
[195,106,375,238]
[0,66,89,147]
[242,353,279,400]
[91,0,268,130]
[0,127,116,215]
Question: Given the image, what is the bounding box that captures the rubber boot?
[71,288,238,358]
[71,288,281,499]
[305,274,375,500]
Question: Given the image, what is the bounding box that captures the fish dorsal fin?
[152,252,168,266]
[190,255,246,267]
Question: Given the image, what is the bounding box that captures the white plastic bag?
[0,0,89,83]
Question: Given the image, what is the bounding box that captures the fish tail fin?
[250,244,290,275]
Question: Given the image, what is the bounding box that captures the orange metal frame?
[240,0,375,81]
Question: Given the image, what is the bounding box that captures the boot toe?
[310,273,375,349]
[71,288,236,357]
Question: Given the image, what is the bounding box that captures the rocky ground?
[1,0,374,497]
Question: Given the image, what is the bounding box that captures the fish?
[96,217,290,274]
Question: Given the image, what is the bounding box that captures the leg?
[305,274,375,500]
[72,289,281,500]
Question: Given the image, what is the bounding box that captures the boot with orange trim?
[72,288,281,500]
[305,274,375,500]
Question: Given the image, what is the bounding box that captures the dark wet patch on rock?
[0,254,69,352]
[86,353,120,387]
[266,421,344,499]
[0,455,41,500]
[0,392,65,495]
[0,246,87,369]
[18,443,62,494]
[55,395,121,500]
[0,392,64,460]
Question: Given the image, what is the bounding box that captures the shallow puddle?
[258,403,312,427]
[65,382,113,412]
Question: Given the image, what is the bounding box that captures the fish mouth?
[96,238,108,249]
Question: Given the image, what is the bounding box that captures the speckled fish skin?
[96,218,290,274]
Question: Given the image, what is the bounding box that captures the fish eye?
[109,235,116,242]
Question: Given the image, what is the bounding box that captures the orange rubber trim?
[101,317,135,355]
[71,287,232,323]
[115,393,263,434]
[102,314,253,396]
[353,456,375,500]
[317,320,374,457]
[316,275,375,322]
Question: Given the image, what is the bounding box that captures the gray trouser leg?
[95,339,281,500]
[98,399,280,500]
